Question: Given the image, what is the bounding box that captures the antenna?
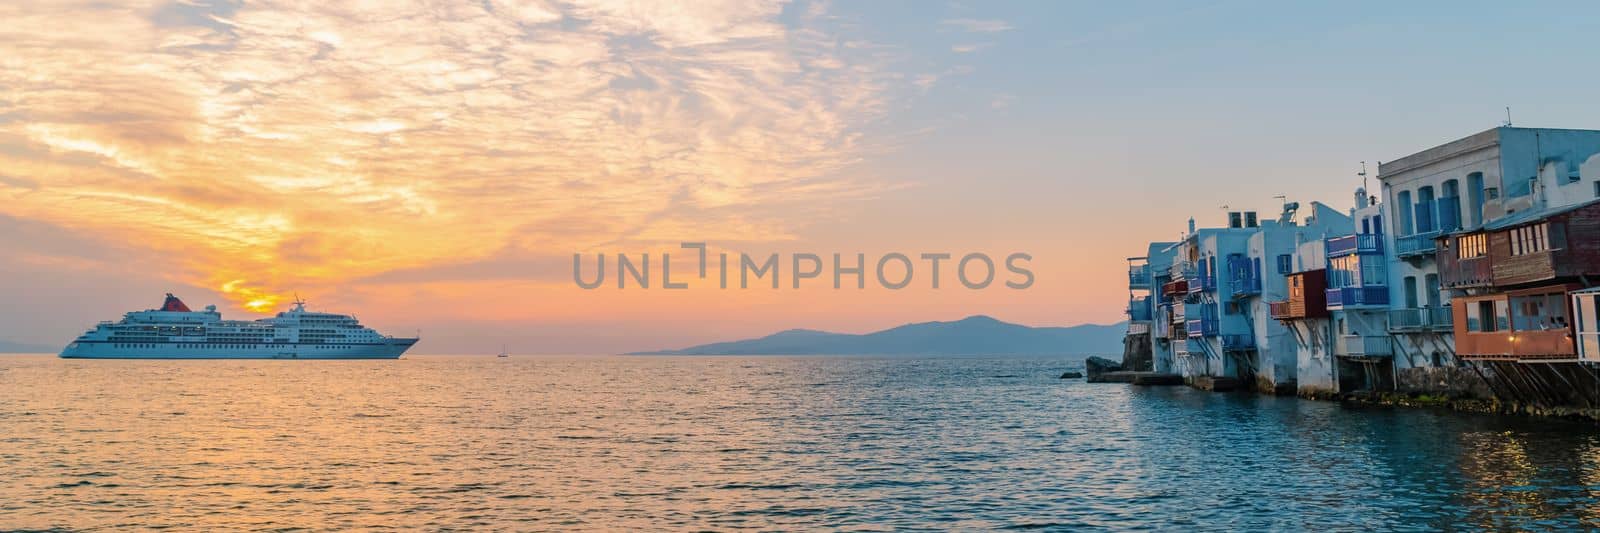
[1358,161,1368,191]
[1504,106,1513,127]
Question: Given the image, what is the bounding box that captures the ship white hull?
[59,340,417,360]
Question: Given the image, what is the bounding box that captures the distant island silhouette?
[630,315,1125,356]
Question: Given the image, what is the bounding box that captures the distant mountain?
[0,339,55,353]
[631,315,1125,356]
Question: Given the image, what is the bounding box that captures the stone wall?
[1121,332,1153,372]
[1395,366,1494,400]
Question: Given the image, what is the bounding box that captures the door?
[1578,293,1599,361]
[1425,274,1441,308]
[1403,276,1418,309]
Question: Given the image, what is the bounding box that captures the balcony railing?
[1230,274,1261,298]
[1326,234,1384,258]
[1221,333,1256,351]
[1395,231,1440,258]
[1186,317,1219,338]
[1186,272,1216,294]
[1170,302,1186,323]
[1387,305,1453,332]
[1442,256,1492,288]
[1428,306,1453,328]
[1337,335,1393,357]
[1163,279,1189,296]
[1127,297,1153,322]
[1227,256,1261,298]
[1326,286,1389,308]
[1129,268,1151,288]
[1269,301,1294,320]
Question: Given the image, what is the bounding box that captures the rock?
[1084,356,1123,383]
[1191,376,1241,392]
[1059,371,1083,379]
[1130,373,1183,386]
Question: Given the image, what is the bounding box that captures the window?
[1361,258,1386,286]
[1457,234,1486,259]
[1511,292,1569,331]
[1276,254,1292,275]
[1404,276,1418,309]
[1510,223,1549,256]
[1594,181,1599,198]
[1469,300,1500,332]
[1290,275,1303,298]
[1328,256,1356,288]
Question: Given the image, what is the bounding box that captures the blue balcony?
[1227,256,1261,298]
[1221,333,1256,351]
[1185,271,1216,294]
[1325,286,1389,308]
[1186,316,1219,338]
[1386,305,1454,332]
[1325,234,1384,258]
[1127,296,1153,322]
[1394,231,1440,258]
[1129,267,1151,288]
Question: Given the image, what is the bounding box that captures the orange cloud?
[0,0,902,313]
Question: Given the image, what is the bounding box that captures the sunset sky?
[4,0,1600,353]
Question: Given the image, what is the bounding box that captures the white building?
[1377,127,1600,384]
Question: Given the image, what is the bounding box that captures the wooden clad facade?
[1269,269,1328,320]
[1442,201,1600,360]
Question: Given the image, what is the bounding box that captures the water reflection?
[0,355,1597,530]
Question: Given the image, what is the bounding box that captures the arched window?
[1396,190,1415,235]
[1466,172,1485,227]
[1416,186,1436,233]
[1441,179,1461,231]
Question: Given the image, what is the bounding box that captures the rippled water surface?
[3,355,1600,530]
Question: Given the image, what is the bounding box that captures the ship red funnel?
[160,293,191,312]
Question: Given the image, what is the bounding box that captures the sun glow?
[0,0,896,314]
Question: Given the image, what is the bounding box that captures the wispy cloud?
[0,0,904,312]
[940,18,1013,33]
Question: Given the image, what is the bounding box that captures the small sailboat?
[497,345,509,358]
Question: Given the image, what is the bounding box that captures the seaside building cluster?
[1122,127,1600,417]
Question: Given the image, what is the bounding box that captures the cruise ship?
[59,294,418,359]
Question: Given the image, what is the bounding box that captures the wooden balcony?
[1452,287,1581,361]
[1163,279,1188,297]
[1441,255,1492,288]
[1456,330,1576,361]
[1269,270,1328,320]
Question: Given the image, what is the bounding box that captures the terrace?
[1336,335,1393,357]
[1326,233,1384,258]
[1326,286,1390,308]
[1387,306,1453,332]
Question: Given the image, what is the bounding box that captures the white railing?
[1337,335,1393,356]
